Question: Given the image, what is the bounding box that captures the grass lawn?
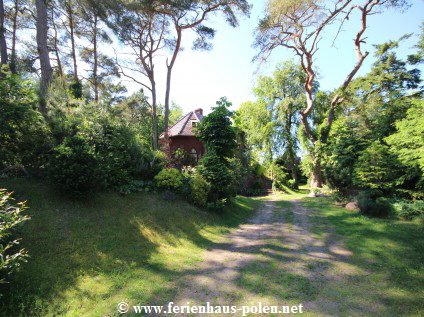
[199,188,423,317]
[2,180,423,317]
[0,178,261,317]
[302,196,424,317]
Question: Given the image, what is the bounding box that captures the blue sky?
[124,0,424,115]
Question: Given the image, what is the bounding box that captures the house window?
[190,148,198,161]
[191,121,198,127]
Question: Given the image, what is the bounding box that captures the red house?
[160,108,205,162]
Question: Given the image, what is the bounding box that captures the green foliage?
[393,200,424,220]
[269,163,290,191]
[227,157,248,196]
[357,190,392,218]
[386,100,424,179]
[198,150,234,202]
[197,97,237,158]
[236,100,274,160]
[48,134,105,197]
[0,190,30,287]
[189,174,211,208]
[0,74,52,173]
[48,111,155,197]
[235,61,305,164]
[173,148,196,169]
[287,179,296,189]
[392,200,424,220]
[206,199,227,212]
[154,168,184,191]
[323,118,368,193]
[195,97,242,205]
[68,79,83,99]
[353,141,402,191]
[118,179,155,195]
[299,153,313,181]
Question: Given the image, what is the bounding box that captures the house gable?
[160,108,205,162]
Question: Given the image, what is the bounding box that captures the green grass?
[302,196,424,317]
[0,178,261,317]
[3,180,423,316]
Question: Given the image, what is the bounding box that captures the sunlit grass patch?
[302,196,424,316]
[0,178,261,317]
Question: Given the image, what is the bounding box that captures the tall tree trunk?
[151,80,158,150]
[10,0,18,73]
[68,3,77,80]
[36,0,53,114]
[53,22,63,78]
[51,7,63,78]
[0,0,8,73]
[164,26,182,132]
[93,15,98,102]
[310,154,323,189]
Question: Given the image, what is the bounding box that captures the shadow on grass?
[0,178,259,316]
[2,179,423,317]
[300,196,424,316]
[144,196,424,317]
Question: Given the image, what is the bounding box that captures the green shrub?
[197,151,233,201]
[393,200,424,220]
[323,118,367,193]
[228,157,249,195]
[206,199,227,212]
[0,74,52,173]
[90,119,149,186]
[154,168,184,191]
[48,134,105,197]
[0,190,30,287]
[173,148,196,168]
[190,174,211,207]
[269,163,290,191]
[353,141,402,191]
[287,179,296,189]
[48,113,156,197]
[357,190,392,217]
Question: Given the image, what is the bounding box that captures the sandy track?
[154,198,367,317]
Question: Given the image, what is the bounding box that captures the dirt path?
[158,198,371,316]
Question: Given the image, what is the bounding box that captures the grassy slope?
[0,178,261,317]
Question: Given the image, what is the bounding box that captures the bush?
[0,74,52,174]
[48,113,156,197]
[269,163,290,191]
[90,119,149,186]
[353,141,402,191]
[172,148,196,169]
[393,200,424,220]
[287,179,296,189]
[48,134,105,197]
[154,168,184,191]
[206,199,227,212]
[228,157,249,195]
[197,151,234,201]
[357,190,392,217]
[190,174,211,207]
[0,190,30,287]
